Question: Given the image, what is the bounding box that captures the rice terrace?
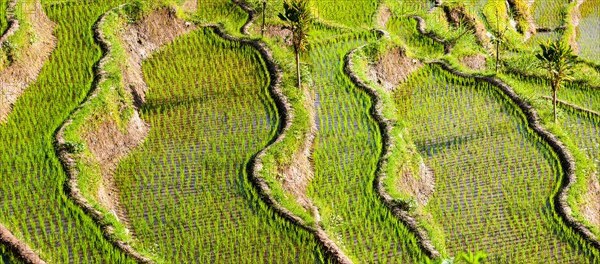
[0,0,600,263]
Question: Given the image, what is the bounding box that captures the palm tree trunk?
[553,85,558,123]
[295,46,301,89]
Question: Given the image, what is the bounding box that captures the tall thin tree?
[278,0,312,89]
[536,40,576,123]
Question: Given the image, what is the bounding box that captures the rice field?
[0,1,140,263]
[0,0,7,35]
[532,0,568,29]
[113,28,331,263]
[563,112,600,182]
[306,34,428,263]
[395,65,600,263]
[576,0,600,63]
[312,0,379,28]
[1,0,600,263]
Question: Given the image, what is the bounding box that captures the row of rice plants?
[504,73,600,114]
[576,0,600,63]
[114,27,332,263]
[311,0,380,28]
[532,0,568,29]
[562,112,600,209]
[394,65,600,262]
[0,0,139,262]
[307,33,428,263]
[0,245,16,264]
[0,0,7,35]
[194,0,247,32]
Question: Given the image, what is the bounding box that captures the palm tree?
[536,40,577,123]
[456,251,487,264]
[278,0,312,89]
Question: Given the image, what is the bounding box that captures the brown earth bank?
[369,47,423,91]
[280,86,317,211]
[56,5,197,264]
[396,163,436,206]
[224,2,354,263]
[581,173,600,230]
[84,6,195,237]
[0,0,56,122]
[345,45,441,259]
[376,5,392,29]
[506,0,537,38]
[0,225,45,264]
[568,0,585,53]
[442,4,492,50]
[460,53,487,70]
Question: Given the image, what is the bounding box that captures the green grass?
[114,27,332,263]
[395,65,600,262]
[307,33,428,263]
[0,1,139,262]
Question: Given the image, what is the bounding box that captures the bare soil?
[119,8,196,105]
[377,5,392,28]
[461,54,487,70]
[581,173,600,230]
[281,86,317,212]
[396,162,436,206]
[443,4,493,50]
[568,0,585,52]
[0,225,45,264]
[182,0,198,12]
[369,47,422,91]
[0,1,56,122]
[262,25,292,46]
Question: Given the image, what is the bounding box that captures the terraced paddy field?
[395,66,600,263]
[0,1,136,263]
[0,0,600,263]
[307,34,427,263]
[577,0,600,63]
[113,28,332,263]
[532,0,568,29]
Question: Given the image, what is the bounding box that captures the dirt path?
[0,0,56,122]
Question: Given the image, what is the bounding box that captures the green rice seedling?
[395,65,600,263]
[576,0,600,63]
[311,0,379,28]
[0,0,143,263]
[306,33,428,263]
[193,0,248,32]
[114,27,332,263]
[0,0,7,35]
[532,0,568,29]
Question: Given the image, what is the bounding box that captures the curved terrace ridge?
[55,4,155,263]
[0,0,50,263]
[433,60,600,251]
[55,4,196,263]
[227,1,354,262]
[0,0,57,122]
[343,37,441,260]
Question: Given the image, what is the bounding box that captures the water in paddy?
[533,0,568,29]
[577,0,600,63]
[395,66,599,263]
[114,28,331,263]
[307,34,428,263]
